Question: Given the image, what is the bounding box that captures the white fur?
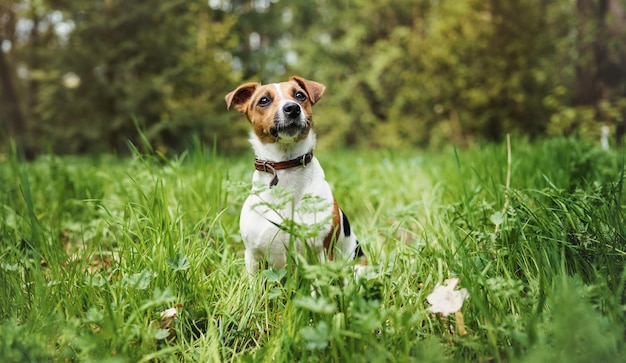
[248,130,316,161]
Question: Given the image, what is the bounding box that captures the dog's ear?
[290,76,325,105]
[225,83,260,112]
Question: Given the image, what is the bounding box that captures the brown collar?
[254,151,313,188]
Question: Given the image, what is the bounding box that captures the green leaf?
[268,287,282,300]
[154,328,171,340]
[490,211,504,226]
[122,269,154,290]
[152,287,175,302]
[294,296,336,315]
[166,253,190,272]
[300,321,331,350]
[85,307,104,323]
[263,268,286,283]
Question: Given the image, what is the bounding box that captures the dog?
[225,76,365,275]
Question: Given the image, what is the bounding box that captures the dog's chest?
[239,160,335,254]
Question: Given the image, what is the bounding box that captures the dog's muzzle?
[270,102,307,138]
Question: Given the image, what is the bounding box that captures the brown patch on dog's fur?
[290,76,325,104]
[225,83,260,112]
[323,198,341,260]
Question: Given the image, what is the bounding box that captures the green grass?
[1,138,625,362]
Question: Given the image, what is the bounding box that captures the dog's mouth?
[269,122,308,139]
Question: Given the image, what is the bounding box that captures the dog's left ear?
[290,76,325,105]
[225,82,261,112]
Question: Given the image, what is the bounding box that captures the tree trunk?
[573,0,605,106]
[574,0,626,144]
[607,0,626,144]
[0,43,25,140]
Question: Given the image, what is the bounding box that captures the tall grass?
[0,138,624,362]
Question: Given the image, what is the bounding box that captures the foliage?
[287,0,570,148]
[2,0,242,154]
[41,1,240,153]
[1,138,625,361]
[1,1,626,154]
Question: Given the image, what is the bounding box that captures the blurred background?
[1,0,625,156]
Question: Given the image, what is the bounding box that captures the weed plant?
[1,138,625,362]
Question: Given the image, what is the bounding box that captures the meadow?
[1,138,625,362]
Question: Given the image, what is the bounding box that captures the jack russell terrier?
[225,76,366,275]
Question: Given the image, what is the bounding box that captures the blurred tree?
[0,1,31,152]
[217,0,291,81]
[283,0,580,148]
[2,0,625,154]
[0,30,24,142]
[35,0,240,153]
[2,0,242,154]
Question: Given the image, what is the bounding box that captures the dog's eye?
[294,91,307,102]
[258,96,272,107]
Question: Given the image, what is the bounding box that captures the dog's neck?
[249,131,317,162]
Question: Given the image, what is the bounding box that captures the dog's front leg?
[244,249,261,275]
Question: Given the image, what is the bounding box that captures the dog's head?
[225,76,325,145]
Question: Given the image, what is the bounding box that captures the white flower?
[158,306,180,340]
[160,307,178,320]
[160,307,178,331]
[427,278,469,317]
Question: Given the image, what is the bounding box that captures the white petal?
[444,278,460,290]
[426,281,469,317]
[160,307,177,319]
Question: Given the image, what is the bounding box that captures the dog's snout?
[283,102,301,118]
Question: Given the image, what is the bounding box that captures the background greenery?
[2,2,626,361]
[1,138,625,361]
[1,0,626,155]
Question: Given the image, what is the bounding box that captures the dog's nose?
[283,102,301,118]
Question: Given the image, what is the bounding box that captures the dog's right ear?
[225,83,260,113]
